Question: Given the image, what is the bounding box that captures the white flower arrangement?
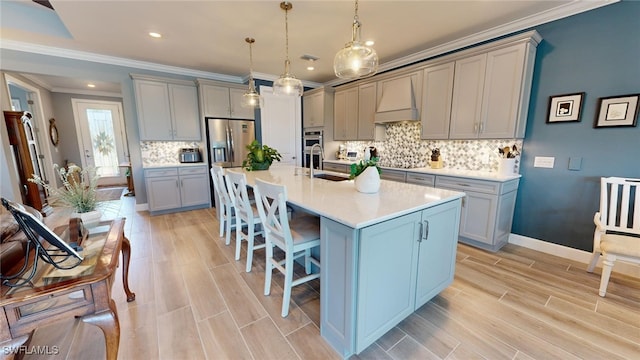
[29,164,99,213]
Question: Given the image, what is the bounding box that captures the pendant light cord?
[284,4,290,63]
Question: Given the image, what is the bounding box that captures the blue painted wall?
[512,1,640,251]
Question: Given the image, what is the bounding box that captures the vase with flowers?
[350,157,382,193]
[29,164,102,225]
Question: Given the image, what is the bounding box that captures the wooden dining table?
[0,218,135,360]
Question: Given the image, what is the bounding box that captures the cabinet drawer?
[380,169,406,182]
[323,162,349,174]
[144,168,178,178]
[406,173,435,187]
[435,176,500,195]
[179,166,207,176]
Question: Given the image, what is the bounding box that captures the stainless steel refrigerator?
[206,118,255,168]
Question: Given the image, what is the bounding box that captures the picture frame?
[594,94,640,128]
[546,92,585,123]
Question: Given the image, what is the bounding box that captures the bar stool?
[253,178,321,317]
[210,165,235,245]
[225,170,265,272]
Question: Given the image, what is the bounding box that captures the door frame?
[4,74,56,188]
[71,98,128,186]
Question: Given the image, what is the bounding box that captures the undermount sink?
[313,173,350,182]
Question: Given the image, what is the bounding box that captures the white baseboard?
[508,234,640,278]
[135,203,149,212]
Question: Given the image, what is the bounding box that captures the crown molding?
[324,0,619,87]
[0,39,244,83]
[51,87,123,98]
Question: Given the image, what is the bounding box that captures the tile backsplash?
[140,141,201,166]
[343,122,523,172]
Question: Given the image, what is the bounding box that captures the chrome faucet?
[309,143,325,178]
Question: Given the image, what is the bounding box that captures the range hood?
[374,74,420,123]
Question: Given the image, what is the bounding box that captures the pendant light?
[334,0,378,79]
[241,37,261,108]
[273,1,303,97]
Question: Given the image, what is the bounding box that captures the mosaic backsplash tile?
[140,141,202,166]
[343,122,523,172]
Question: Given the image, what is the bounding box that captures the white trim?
[509,233,640,278]
[1,40,243,83]
[135,203,149,212]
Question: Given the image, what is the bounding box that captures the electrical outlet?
[534,156,555,168]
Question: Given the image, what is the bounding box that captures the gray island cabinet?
[239,165,463,358]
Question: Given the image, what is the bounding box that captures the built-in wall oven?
[303,130,323,169]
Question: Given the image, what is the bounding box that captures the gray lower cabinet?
[405,172,435,186]
[320,199,461,356]
[435,176,519,251]
[380,168,407,182]
[322,162,350,174]
[145,166,210,214]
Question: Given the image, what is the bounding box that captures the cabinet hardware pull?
[479,122,484,133]
[456,183,470,187]
[175,180,178,188]
[423,220,429,240]
[474,123,478,132]
[418,222,423,242]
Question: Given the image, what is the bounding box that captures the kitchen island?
[238,165,464,357]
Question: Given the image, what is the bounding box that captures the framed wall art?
[546,92,584,123]
[594,94,639,128]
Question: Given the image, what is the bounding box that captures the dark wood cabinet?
[3,111,52,215]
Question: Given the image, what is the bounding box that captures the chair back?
[253,178,293,250]
[225,170,254,221]
[598,177,640,236]
[210,165,232,207]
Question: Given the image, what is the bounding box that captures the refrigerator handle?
[228,125,235,163]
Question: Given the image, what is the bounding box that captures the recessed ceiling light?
[307,65,315,71]
[87,83,96,88]
[149,32,162,38]
[365,40,375,46]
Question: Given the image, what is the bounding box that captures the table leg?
[121,236,136,302]
[82,299,120,360]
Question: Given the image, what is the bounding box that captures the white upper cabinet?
[303,87,334,128]
[200,83,255,119]
[358,82,380,140]
[334,86,359,141]
[421,62,455,140]
[450,41,537,139]
[132,76,201,141]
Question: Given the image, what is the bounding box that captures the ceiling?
[1,0,616,94]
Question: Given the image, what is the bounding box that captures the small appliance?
[179,148,202,163]
[303,130,323,169]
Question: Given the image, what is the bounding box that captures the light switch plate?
[534,156,555,168]
[568,157,582,171]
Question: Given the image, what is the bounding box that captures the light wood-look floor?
[23,196,639,360]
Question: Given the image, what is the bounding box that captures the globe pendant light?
[273,2,303,97]
[241,37,261,108]
[334,0,378,79]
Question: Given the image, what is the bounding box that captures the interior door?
[72,99,128,186]
[259,86,301,166]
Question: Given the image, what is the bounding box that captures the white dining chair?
[587,177,640,297]
[210,165,236,245]
[253,178,321,317]
[225,170,265,272]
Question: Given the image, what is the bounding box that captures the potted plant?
[29,164,102,224]
[350,157,382,193]
[242,140,282,171]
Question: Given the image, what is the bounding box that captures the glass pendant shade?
[273,60,304,96]
[334,0,378,79]
[242,37,261,108]
[273,2,303,97]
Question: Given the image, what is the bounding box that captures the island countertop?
[230,164,464,229]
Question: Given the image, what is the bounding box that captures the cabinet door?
[146,176,181,211]
[357,83,376,140]
[449,54,486,139]
[179,174,209,207]
[357,211,420,352]
[303,91,322,128]
[169,84,201,140]
[421,62,454,139]
[415,200,460,307]
[479,44,526,138]
[229,87,255,119]
[334,87,358,140]
[459,191,497,245]
[201,85,231,118]
[134,80,173,140]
